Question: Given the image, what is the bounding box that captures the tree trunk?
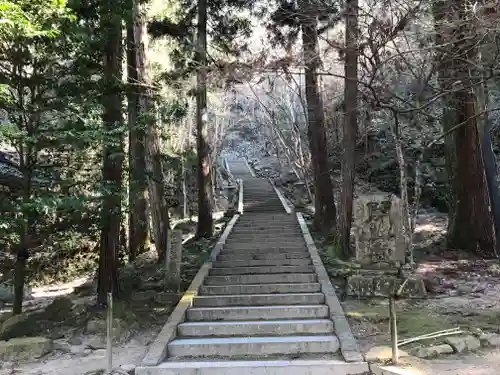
[433,0,458,235]
[434,0,496,257]
[196,0,214,238]
[299,5,336,233]
[449,91,496,255]
[133,0,170,263]
[13,164,31,314]
[97,3,123,304]
[126,18,149,262]
[337,0,358,256]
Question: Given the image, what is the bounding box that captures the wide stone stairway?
[137,160,368,375]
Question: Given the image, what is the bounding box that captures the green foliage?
[0,0,104,285]
[150,0,255,83]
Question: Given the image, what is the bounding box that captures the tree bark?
[434,0,496,257]
[196,0,214,238]
[132,0,170,263]
[126,15,149,262]
[337,0,358,256]
[299,3,336,233]
[98,2,123,304]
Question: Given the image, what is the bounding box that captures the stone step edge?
[178,318,333,327]
[177,319,334,337]
[168,335,338,346]
[296,212,364,363]
[166,335,340,359]
[140,213,241,367]
[136,360,369,375]
[193,292,324,301]
[199,283,322,294]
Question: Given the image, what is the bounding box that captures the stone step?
[136,360,370,375]
[244,201,282,204]
[177,319,334,337]
[232,226,300,231]
[167,335,340,358]
[217,252,309,261]
[192,293,325,307]
[199,283,321,295]
[224,242,304,248]
[230,230,299,236]
[228,233,303,239]
[244,209,287,213]
[209,265,315,276]
[213,258,312,268]
[225,239,304,246]
[186,305,329,321]
[237,213,293,218]
[204,274,317,285]
[223,242,306,254]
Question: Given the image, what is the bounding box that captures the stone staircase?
[136,160,368,375]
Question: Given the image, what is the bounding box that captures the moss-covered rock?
[43,296,74,322]
[0,336,52,361]
[0,312,42,340]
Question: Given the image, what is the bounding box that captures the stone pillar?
[346,192,426,298]
[166,229,183,291]
[352,192,406,267]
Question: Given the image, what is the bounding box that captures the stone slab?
[209,265,315,275]
[136,360,369,375]
[178,319,334,337]
[192,292,325,307]
[297,213,365,363]
[186,305,329,321]
[217,252,310,261]
[199,283,321,295]
[167,335,340,358]
[221,245,307,252]
[214,258,312,268]
[204,273,317,285]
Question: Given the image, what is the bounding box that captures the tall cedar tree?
[98,0,125,304]
[196,0,212,237]
[130,0,171,263]
[268,0,338,233]
[337,0,359,256]
[433,0,496,256]
[127,9,149,262]
[149,0,253,238]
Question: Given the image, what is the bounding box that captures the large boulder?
[0,337,52,361]
[43,296,74,322]
[0,312,41,340]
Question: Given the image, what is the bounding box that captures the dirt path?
[378,349,500,375]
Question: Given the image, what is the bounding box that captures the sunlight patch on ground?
[414,223,445,234]
[31,276,90,298]
[372,364,427,375]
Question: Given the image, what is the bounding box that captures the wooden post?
[389,296,398,365]
[167,229,183,292]
[107,292,113,373]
